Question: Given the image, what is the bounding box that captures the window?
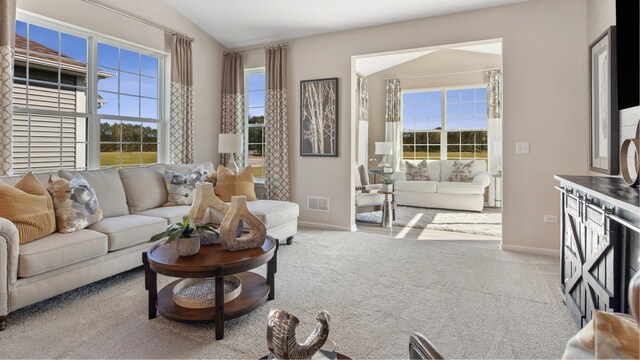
[13,20,89,173]
[12,16,165,174]
[245,69,265,179]
[97,43,160,168]
[401,87,488,162]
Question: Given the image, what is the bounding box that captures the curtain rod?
[224,42,289,56]
[81,0,195,42]
[384,67,500,80]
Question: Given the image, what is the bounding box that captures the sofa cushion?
[0,173,57,244]
[436,181,485,195]
[395,180,438,193]
[210,200,299,228]
[18,229,108,277]
[89,215,167,251]
[118,164,167,213]
[60,168,129,218]
[48,174,104,233]
[165,162,215,174]
[440,159,486,182]
[136,206,191,225]
[0,171,59,187]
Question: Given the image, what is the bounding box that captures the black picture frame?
[300,77,338,157]
[589,26,619,175]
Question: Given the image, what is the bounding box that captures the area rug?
[357,206,502,237]
[0,229,574,359]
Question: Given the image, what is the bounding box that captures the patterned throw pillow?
[0,172,56,244]
[405,160,430,181]
[449,160,476,182]
[48,174,103,233]
[163,165,209,206]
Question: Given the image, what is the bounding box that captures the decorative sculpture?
[219,195,266,251]
[620,120,640,187]
[267,309,331,360]
[188,182,229,224]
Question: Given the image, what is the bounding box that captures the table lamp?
[375,142,393,170]
[219,133,243,173]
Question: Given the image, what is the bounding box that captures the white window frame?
[15,11,169,171]
[244,67,265,181]
[401,84,488,161]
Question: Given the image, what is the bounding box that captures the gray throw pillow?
[405,160,430,181]
[47,174,103,233]
[163,165,209,206]
[358,165,369,186]
[449,160,475,182]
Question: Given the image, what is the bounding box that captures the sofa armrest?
[472,173,491,188]
[392,171,406,182]
[0,217,19,317]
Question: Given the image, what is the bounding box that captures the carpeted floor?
[356,206,502,237]
[0,228,575,359]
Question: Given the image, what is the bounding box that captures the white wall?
[281,0,589,250]
[16,0,226,164]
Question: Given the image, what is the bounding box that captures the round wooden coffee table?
[142,237,278,340]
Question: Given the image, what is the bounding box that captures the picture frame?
[589,26,619,174]
[300,77,338,157]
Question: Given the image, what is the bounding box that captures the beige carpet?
[0,228,575,359]
[356,206,502,237]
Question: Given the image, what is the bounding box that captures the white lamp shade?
[218,133,243,153]
[375,142,393,155]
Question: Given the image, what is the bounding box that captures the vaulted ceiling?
[164,0,529,49]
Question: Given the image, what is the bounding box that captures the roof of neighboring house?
[14,34,112,79]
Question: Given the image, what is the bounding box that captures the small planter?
[382,184,393,192]
[176,235,200,256]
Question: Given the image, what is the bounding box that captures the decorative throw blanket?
[562,311,639,359]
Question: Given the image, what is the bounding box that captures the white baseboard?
[298,221,355,232]
[501,243,559,257]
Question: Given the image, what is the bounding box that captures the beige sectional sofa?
[0,162,298,330]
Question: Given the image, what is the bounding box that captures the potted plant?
[381,174,394,192]
[149,215,218,257]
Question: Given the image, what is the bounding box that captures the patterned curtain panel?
[264,46,289,201]
[220,53,245,168]
[486,69,502,119]
[169,35,194,164]
[0,0,16,176]
[356,74,369,168]
[384,78,402,171]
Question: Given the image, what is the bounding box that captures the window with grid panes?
[245,69,265,179]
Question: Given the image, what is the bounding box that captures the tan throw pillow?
[163,165,208,206]
[0,172,56,244]
[562,311,639,359]
[405,160,430,181]
[205,172,217,186]
[47,174,103,233]
[449,160,475,182]
[214,165,257,202]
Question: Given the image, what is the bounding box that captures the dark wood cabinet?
[555,176,640,328]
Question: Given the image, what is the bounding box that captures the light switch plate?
[516,142,530,154]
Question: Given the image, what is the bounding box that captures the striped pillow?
[0,172,56,244]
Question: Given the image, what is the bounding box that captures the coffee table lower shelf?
[156,271,269,323]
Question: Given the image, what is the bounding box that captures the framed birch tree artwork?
[300,78,338,156]
[589,26,619,174]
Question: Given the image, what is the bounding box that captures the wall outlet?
[544,215,558,223]
[516,142,530,154]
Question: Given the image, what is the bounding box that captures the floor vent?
[307,197,330,212]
